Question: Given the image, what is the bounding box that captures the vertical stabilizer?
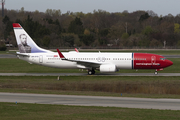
[13,23,52,53]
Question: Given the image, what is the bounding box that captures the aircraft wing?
[57,49,101,68]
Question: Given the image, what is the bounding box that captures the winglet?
[57,49,65,59]
[75,48,79,52]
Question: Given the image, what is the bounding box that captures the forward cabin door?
[151,56,156,64]
[39,55,43,63]
[151,56,156,68]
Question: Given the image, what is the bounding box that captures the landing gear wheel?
[154,71,158,75]
[88,69,95,75]
[88,70,92,75]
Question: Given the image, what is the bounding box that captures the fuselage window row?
[47,58,147,61]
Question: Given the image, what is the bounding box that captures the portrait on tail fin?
[18,34,31,53]
[13,23,52,53]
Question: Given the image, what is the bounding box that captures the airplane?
[13,23,173,75]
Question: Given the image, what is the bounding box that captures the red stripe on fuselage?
[133,53,165,69]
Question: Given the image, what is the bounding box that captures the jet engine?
[100,64,117,72]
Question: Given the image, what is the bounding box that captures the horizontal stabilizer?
[16,52,30,57]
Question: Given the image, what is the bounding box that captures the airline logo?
[151,56,156,63]
[136,63,160,66]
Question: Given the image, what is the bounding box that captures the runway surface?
[0,73,180,76]
[0,54,16,58]
[0,92,180,110]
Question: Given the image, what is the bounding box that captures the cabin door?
[151,56,156,64]
[39,55,43,63]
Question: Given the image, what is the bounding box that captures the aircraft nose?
[166,59,173,67]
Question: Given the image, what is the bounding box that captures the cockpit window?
[160,58,166,60]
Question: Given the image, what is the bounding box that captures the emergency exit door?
[39,55,43,63]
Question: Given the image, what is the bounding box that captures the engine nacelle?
[100,64,117,73]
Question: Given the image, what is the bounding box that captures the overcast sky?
[5,0,180,16]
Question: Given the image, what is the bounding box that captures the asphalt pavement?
[0,92,179,110]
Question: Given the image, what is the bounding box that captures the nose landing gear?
[154,68,163,75]
[154,71,158,75]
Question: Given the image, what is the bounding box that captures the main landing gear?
[88,69,95,75]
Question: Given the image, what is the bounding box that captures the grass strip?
[0,102,180,120]
[0,76,180,98]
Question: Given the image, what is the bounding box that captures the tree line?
[1,8,180,49]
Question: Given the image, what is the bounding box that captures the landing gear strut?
[154,68,163,75]
[88,69,95,75]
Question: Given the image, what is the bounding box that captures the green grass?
[0,51,16,54]
[78,49,180,55]
[53,49,180,55]
[0,58,177,73]
[52,49,180,55]
[0,76,180,98]
[0,102,180,120]
[0,58,85,73]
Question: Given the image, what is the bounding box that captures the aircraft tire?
[154,71,158,75]
[88,70,92,75]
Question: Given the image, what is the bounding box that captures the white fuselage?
[18,52,133,70]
